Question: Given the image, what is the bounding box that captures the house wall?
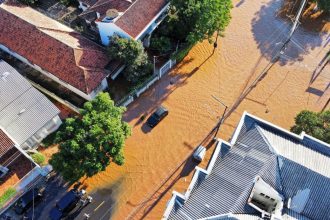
[135,3,170,40]
[96,3,169,45]
[0,44,107,100]
[21,115,62,150]
[78,1,89,11]
[96,22,131,46]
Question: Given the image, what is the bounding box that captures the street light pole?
[211,95,228,138]
[153,55,156,75]
[212,30,220,54]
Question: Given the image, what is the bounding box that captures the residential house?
[163,112,330,220]
[0,60,61,213]
[0,0,110,100]
[79,0,169,45]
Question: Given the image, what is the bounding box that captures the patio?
[0,148,35,197]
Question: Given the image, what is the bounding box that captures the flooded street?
[79,0,330,219]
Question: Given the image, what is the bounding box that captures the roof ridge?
[80,0,133,16]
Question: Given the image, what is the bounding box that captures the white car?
[193,146,206,162]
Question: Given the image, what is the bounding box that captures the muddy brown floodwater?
[81,0,330,219]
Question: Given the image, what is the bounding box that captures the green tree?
[59,0,78,6]
[150,36,172,53]
[107,34,152,82]
[49,92,131,182]
[315,0,330,11]
[169,0,232,44]
[291,110,330,144]
[19,0,39,5]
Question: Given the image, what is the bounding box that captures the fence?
[159,59,176,77]
[117,59,176,107]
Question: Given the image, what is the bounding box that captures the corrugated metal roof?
[167,113,330,220]
[0,60,60,145]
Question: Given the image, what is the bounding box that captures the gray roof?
[0,60,60,145]
[166,113,330,220]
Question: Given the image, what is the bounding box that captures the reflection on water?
[82,0,330,219]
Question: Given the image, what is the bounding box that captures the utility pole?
[289,0,307,39]
[279,0,307,55]
[211,95,228,138]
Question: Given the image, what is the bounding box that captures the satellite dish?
[106,9,119,20]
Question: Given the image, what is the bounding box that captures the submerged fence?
[117,59,176,107]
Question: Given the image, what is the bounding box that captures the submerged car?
[147,106,169,128]
[49,190,82,220]
[193,145,206,162]
[14,188,43,215]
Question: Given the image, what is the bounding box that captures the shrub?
[150,36,172,53]
[108,34,153,83]
[31,152,46,166]
[171,43,195,62]
[0,188,16,208]
[42,132,57,147]
[60,0,78,6]
[19,0,39,5]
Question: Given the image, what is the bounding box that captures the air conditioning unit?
[0,165,9,179]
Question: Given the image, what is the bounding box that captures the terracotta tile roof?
[80,0,134,22]
[0,129,14,159]
[115,0,168,38]
[0,1,110,94]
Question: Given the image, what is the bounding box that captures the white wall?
[0,44,107,100]
[96,22,131,45]
[135,3,170,40]
[78,1,89,11]
[21,115,62,149]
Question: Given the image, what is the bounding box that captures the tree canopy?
[50,92,131,182]
[291,110,330,144]
[315,0,330,11]
[169,0,232,44]
[19,0,38,5]
[107,34,152,82]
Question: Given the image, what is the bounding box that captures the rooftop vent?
[248,177,283,219]
[18,109,26,115]
[0,72,10,81]
[105,9,119,20]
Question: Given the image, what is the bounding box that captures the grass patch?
[171,43,195,62]
[0,188,16,208]
[31,152,46,166]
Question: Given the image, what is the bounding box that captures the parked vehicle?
[49,189,84,220]
[147,106,169,128]
[14,188,44,215]
[193,145,206,162]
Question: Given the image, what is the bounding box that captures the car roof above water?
[56,190,77,210]
[155,106,168,117]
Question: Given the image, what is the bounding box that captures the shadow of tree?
[251,0,326,65]
[123,58,198,124]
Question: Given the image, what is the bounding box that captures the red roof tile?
[80,0,134,22]
[115,0,168,38]
[0,129,14,159]
[0,1,110,94]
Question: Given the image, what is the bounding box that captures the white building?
[79,0,169,45]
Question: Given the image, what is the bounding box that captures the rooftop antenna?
[0,72,10,81]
